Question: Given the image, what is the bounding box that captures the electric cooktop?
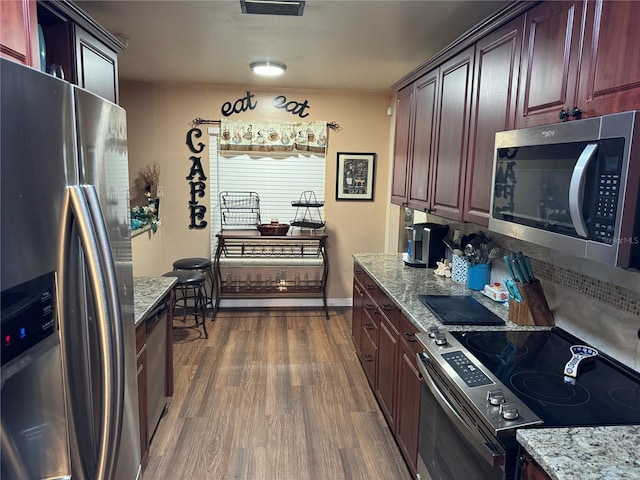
[418,295,505,326]
[451,328,640,426]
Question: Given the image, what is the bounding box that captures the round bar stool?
[172,257,215,317]
[162,270,209,339]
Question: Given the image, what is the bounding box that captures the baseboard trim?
[217,298,352,308]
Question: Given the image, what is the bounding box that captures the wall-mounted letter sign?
[221,91,257,117]
[185,128,207,229]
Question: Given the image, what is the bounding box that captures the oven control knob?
[434,333,447,346]
[487,389,505,406]
[427,326,440,338]
[499,402,519,420]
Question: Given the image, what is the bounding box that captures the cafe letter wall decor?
[186,127,208,229]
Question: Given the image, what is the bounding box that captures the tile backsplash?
[529,257,640,317]
[421,213,640,372]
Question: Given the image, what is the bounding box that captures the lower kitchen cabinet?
[351,261,422,475]
[394,313,422,474]
[520,450,552,480]
[135,290,173,467]
[135,320,150,466]
[376,297,399,431]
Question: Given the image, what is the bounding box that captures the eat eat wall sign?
[222,91,311,118]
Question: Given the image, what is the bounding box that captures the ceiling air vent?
[240,0,305,16]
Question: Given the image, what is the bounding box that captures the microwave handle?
[569,143,598,238]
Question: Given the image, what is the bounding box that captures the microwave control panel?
[591,147,623,243]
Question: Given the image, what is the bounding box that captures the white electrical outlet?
[157,186,164,198]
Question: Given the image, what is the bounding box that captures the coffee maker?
[404,223,449,268]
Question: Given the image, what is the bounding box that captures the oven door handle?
[569,143,598,238]
[416,354,505,467]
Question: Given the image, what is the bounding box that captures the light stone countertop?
[517,427,640,480]
[353,253,640,480]
[133,276,176,326]
[352,252,550,333]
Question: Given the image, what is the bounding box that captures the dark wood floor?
[143,307,412,480]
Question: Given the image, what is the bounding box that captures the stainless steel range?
[415,327,640,480]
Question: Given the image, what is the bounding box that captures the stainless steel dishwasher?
[146,299,169,439]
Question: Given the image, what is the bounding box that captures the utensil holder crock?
[467,263,490,290]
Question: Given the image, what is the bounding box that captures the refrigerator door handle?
[60,185,124,480]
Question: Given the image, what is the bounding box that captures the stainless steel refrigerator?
[1,58,141,479]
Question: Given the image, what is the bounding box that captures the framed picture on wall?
[336,152,376,201]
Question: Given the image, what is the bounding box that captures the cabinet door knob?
[559,106,582,120]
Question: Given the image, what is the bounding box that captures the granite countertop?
[352,252,550,333]
[353,253,640,480]
[133,276,176,326]
[517,427,640,479]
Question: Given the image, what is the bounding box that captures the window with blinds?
[208,127,326,237]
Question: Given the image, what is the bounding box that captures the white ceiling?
[77,0,512,91]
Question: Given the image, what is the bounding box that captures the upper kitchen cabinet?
[1,0,39,67]
[391,70,439,212]
[517,1,583,128]
[407,70,439,213]
[390,84,414,206]
[430,46,475,221]
[465,16,524,226]
[577,0,640,117]
[37,0,125,104]
[518,0,640,128]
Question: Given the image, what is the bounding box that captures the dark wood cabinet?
[351,261,422,475]
[351,279,364,358]
[74,25,119,103]
[394,314,421,475]
[465,16,524,226]
[578,0,640,117]
[518,1,584,128]
[1,0,38,67]
[430,46,475,221]
[518,0,640,128]
[37,1,124,103]
[135,321,149,466]
[361,297,378,388]
[375,294,399,430]
[391,84,414,206]
[520,450,552,480]
[407,70,439,212]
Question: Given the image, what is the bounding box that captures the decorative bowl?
[257,223,290,236]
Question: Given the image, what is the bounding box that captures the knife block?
[508,279,554,326]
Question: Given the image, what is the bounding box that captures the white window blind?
[208,128,325,244]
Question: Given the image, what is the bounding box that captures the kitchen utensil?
[564,345,598,383]
[504,255,516,279]
[504,278,523,302]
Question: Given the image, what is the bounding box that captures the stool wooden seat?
[162,270,208,338]
[172,257,215,317]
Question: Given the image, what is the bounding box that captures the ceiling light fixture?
[250,61,287,76]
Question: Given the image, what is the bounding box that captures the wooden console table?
[213,230,329,319]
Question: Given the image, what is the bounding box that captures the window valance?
[219,120,327,154]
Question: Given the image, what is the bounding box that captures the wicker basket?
[257,223,290,236]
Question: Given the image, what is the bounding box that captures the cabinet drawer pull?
[366,284,376,290]
[364,323,375,330]
[364,303,376,310]
[363,354,374,362]
[382,304,394,312]
[404,332,417,342]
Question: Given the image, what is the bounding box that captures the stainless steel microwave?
[489,111,640,268]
